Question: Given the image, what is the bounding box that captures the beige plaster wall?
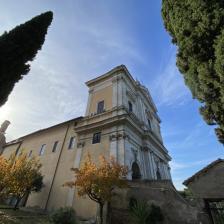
[71,127,111,218]
[79,128,111,164]
[47,122,79,210]
[2,143,20,159]
[2,120,111,219]
[73,190,97,219]
[89,85,113,115]
[23,123,69,209]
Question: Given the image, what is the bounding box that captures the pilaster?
[85,88,94,116]
[66,142,84,207]
[151,153,157,179]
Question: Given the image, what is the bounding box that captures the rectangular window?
[52,141,59,152]
[128,101,133,112]
[15,148,20,156]
[97,100,104,114]
[28,150,32,158]
[39,144,46,156]
[68,137,75,149]
[92,132,101,144]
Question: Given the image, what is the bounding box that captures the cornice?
[75,106,170,160]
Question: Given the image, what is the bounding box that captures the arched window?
[132,162,141,180]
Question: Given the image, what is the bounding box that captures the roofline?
[4,140,22,147]
[183,158,224,186]
[5,116,83,146]
[85,64,158,114]
[85,65,133,87]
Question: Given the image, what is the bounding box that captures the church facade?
[1,65,172,218]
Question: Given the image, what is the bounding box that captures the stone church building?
[1,65,172,219]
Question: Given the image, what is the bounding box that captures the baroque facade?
[1,65,172,218]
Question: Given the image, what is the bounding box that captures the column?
[117,134,125,166]
[151,153,157,180]
[144,150,151,179]
[164,163,170,180]
[109,128,118,161]
[110,140,118,159]
[139,148,147,179]
[160,162,166,179]
[167,165,172,180]
[140,99,149,130]
[147,151,154,179]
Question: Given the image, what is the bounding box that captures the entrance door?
[205,199,224,224]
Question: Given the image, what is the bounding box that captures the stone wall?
[110,180,209,224]
[186,161,224,209]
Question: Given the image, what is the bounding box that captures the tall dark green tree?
[0,11,53,107]
[162,0,224,143]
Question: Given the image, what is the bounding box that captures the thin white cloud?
[0,2,143,141]
[150,50,191,107]
[166,121,217,151]
[170,157,218,172]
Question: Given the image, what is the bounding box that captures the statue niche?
[132,162,141,180]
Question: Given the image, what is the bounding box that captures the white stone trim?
[85,90,93,116]
[66,147,82,207]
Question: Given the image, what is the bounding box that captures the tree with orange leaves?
[7,152,43,209]
[65,154,128,224]
[0,156,9,195]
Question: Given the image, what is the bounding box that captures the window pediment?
[126,90,137,102]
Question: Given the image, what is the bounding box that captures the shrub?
[129,197,137,209]
[129,198,149,224]
[129,198,164,224]
[50,207,77,224]
[147,204,164,224]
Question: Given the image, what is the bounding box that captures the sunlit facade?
[1,65,172,218]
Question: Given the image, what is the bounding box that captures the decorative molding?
[141,145,152,152]
[88,88,94,93]
[109,133,129,141]
[112,74,123,83]
[145,109,153,120]
[77,141,85,148]
[126,90,137,102]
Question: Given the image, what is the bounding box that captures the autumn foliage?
[0,152,43,209]
[0,156,9,194]
[65,154,128,224]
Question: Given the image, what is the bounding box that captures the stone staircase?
[110,180,209,224]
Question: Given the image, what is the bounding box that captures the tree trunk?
[99,203,104,224]
[107,202,111,224]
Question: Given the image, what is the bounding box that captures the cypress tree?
[0,11,53,107]
[162,0,224,144]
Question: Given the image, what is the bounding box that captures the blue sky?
[0,0,223,189]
